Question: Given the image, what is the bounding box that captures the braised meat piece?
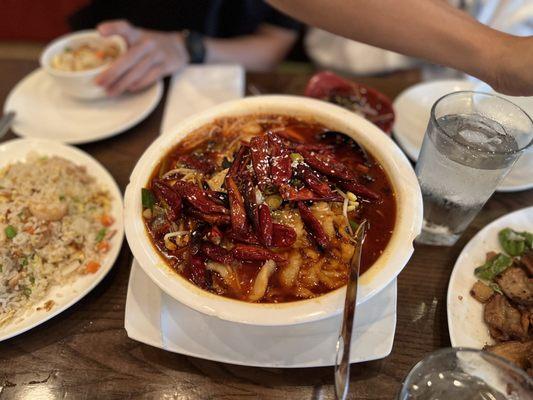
[495,266,533,306]
[522,250,533,276]
[485,340,533,376]
[484,294,530,341]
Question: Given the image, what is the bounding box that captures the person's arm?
[95,20,296,96]
[205,24,297,72]
[266,0,533,96]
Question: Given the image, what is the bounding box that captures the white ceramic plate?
[3,68,162,144]
[447,206,533,348]
[393,79,533,192]
[125,261,397,368]
[0,138,124,342]
[124,95,422,326]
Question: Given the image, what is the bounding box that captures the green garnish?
[141,188,156,210]
[5,225,17,239]
[349,220,359,231]
[290,153,303,162]
[59,195,66,201]
[23,287,32,298]
[29,275,35,284]
[95,228,107,242]
[474,253,512,281]
[0,264,3,273]
[498,228,532,257]
[20,258,28,267]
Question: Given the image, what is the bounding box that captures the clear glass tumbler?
[415,91,533,246]
[398,348,533,399]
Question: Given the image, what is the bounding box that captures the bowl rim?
[124,95,423,326]
[40,29,127,77]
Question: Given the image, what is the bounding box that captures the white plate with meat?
[447,206,533,371]
[0,138,124,341]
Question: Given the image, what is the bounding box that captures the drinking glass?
[398,348,533,399]
[415,91,533,245]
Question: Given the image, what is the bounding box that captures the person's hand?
[95,20,189,96]
[488,36,533,97]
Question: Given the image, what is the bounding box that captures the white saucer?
[447,206,533,348]
[0,138,124,342]
[125,261,397,368]
[3,68,163,144]
[393,80,533,192]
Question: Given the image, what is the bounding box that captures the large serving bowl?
[124,95,422,326]
[40,30,126,100]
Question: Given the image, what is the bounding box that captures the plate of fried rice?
[0,138,123,341]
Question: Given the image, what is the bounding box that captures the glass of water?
[415,91,533,245]
[399,348,533,399]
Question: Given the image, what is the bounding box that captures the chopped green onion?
[141,188,156,210]
[29,275,35,284]
[349,220,359,231]
[23,287,32,298]
[290,153,303,162]
[0,264,3,272]
[5,225,17,239]
[20,258,28,267]
[96,228,107,242]
[59,195,66,201]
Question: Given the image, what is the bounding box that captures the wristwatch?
[183,30,206,64]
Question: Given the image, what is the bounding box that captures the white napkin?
[160,65,244,135]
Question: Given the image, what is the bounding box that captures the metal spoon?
[334,220,368,400]
[0,111,15,139]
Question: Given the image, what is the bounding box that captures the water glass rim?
[431,90,533,155]
[399,347,533,398]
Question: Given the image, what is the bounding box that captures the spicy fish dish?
[142,114,396,303]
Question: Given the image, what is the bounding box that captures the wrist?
[173,32,190,65]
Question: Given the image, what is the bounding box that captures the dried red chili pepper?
[258,204,273,247]
[297,202,330,250]
[232,244,286,265]
[177,154,215,174]
[189,255,207,288]
[226,176,248,233]
[200,242,234,265]
[225,228,261,245]
[173,181,229,215]
[268,133,292,186]
[300,150,354,182]
[152,180,182,221]
[228,145,250,178]
[295,164,335,198]
[187,209,231,226]
[336,179,380,201]
[241,177,260,230]
[250,136,271,189]
[271,223,297,248]
[279,184,343,202]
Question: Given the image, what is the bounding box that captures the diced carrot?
[97,240,110,253]
[24,226,35,234]
[95,50,105,59]
[85,261,100,274]
[100,214,114,227]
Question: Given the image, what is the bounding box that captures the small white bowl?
[40,30,127,100]
[124,95,423,326]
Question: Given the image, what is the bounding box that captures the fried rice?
[0,153,114,325]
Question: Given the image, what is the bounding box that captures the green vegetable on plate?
[498,228,532,257]
[474,253,512,281]
[141,188,156,210]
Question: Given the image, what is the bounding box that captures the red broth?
[143,115,396,303]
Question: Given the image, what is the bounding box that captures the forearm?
[266,0,510,83]
[205,25,296,72]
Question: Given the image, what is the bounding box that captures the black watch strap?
[183,30,206,64]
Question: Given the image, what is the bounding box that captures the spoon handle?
[334,220,367,400]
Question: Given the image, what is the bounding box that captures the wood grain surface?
[0,59,531,400]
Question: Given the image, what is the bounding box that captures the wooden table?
[0,58,531,400]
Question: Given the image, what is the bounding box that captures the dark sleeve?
[68,0,121,31]
[263,5,302,31]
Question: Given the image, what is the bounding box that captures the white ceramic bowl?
[124,95,423,326]
[40,30,127,100]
